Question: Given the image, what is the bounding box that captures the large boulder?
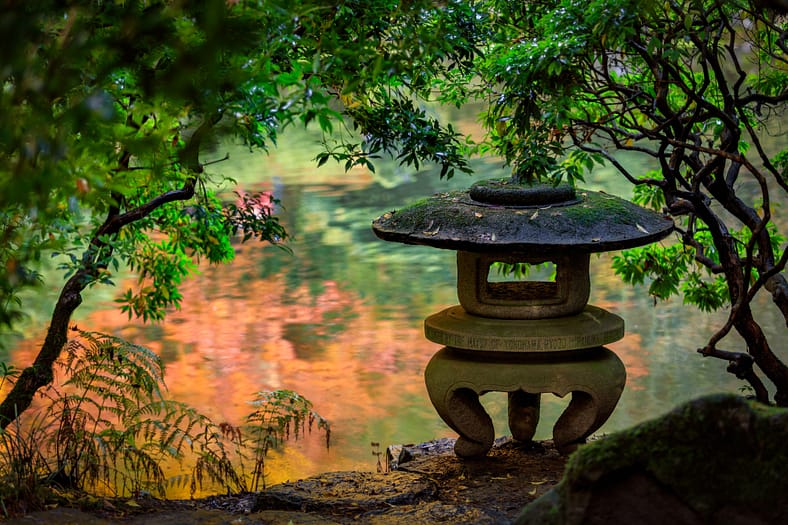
[516,394,788,525]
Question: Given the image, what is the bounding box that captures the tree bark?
[734,307,788,406]
[0,271,85,427]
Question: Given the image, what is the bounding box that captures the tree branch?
[698,346,770,403]
[0,114,220,428]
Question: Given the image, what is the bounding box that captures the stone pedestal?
[423,306,627,457]
[425,305,624,352]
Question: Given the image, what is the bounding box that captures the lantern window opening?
[487,260,557,283]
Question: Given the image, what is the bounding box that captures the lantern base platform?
[424,346,626,457]
[425,305,624,353]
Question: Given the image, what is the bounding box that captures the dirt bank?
[6,438,567,525]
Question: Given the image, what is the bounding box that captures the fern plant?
[29,329,220,497]
[237,390,330,492]
[0,328,329,515]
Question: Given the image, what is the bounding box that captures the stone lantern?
[372,180,673,457]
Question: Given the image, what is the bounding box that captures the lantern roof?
[372,180,674,254]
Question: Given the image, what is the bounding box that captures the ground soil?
[5,438,567,524]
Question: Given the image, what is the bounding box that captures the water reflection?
[7,124,786,497]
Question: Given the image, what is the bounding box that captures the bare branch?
[698,346,770,403]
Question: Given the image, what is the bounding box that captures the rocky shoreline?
[6,437,566,525]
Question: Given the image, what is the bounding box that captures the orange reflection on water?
[592,294,650,392]
[11,245,440,496]
[10,247,671,499]
[609,333,649,391]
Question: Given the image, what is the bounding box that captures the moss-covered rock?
[516,394,788,525]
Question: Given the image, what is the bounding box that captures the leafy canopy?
[0,0,484,331]
[0,0,491,430]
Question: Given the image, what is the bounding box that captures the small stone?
[254,471,437,514]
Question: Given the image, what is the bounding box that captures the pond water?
[6,108,786,497]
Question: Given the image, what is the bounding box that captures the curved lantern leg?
[446,388,496,458]
[552,372,625,453]
[424,347,626,458]
[425,350,495,457]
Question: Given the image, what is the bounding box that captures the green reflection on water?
[6,117,785,494]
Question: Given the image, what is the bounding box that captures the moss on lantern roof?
[372,182,674,254]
